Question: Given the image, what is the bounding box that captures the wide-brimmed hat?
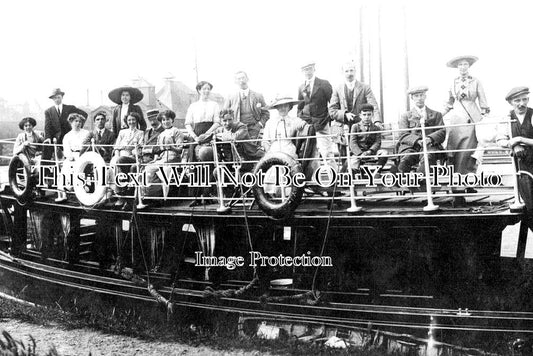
[108,86,144,105]
[446,55,478,68]
[49,88,65,99]
[505,86,530,101]
[268,97,303,109]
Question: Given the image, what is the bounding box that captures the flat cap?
[301,61,315,70]
[407,86,429,95]
[505,86,530,101]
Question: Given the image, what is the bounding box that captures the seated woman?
[14,116,44,163]
[110,112,144,208]
[138,110,183,208]
[55,113,90,203]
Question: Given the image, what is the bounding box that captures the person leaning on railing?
[497,86,533,218]
[80,111,115,163]
[110,112,144,209]
[397,86,445,175]
[14,117,44,162]
[214,109,264,172]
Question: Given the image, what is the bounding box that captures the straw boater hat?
[446,55,478,68]
[268,97,303,109]
[49,88,65,99]
[505,86,530,101]
[108,86,144,105]
[146,109,160,120]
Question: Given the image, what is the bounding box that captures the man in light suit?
[297,62,334,165]
[81,111,115,162]
[43,88,88,167]
[397,86,445,174]
[109,86,146,138]
[223,71,269,140]
[329,61,382,169]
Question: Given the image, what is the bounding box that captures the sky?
[1,0,532,122]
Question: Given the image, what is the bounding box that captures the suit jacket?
[349,122,382,156]
[329,81,382,125]
[398,107,445,154]
[141,125,165,161]
[44,104,88,144]
[297,77,333,131]
[112,104,146,138]
[223,89,269,126]
[81,128,115,162]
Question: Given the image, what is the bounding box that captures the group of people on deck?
[11,55,533,213]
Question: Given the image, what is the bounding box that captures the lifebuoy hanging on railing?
[73,151,107,206]
[8,154,34,201]
[252,152,304,219]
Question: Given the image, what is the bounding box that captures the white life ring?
[8,154,34,201]
[73,151,107,206]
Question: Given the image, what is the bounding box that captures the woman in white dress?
[55,113,89,202]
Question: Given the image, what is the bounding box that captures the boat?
[0,118,530,355]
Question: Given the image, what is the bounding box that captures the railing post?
[420,118,439,212]
[344,127,363,213]
[212,140,231,214]
[507,115,525,212]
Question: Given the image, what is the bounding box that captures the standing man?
[43,88,88,166]
[297,62,334,165]
[329,61,382,168]
[109,86,146,138]
[223,71,269,140]
[397,86,445,174]
[81,111,115,162]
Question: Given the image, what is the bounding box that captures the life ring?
[8,154,35,201]
[252,152,304,219]
[73,151,107,206]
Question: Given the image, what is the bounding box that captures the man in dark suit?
[297,62,334,165]
[140,109,165,163]
[109,86,146,138]
[223,71,269,140]
[397,86,445,174]
[329,61,383,169]
[81,111,115,162]
[43,88,88,166]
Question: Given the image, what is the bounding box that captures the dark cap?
[505,86,530,101]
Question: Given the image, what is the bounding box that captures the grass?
[0,297,407,356]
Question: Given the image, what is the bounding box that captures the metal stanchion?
[420,117,439,212]
[212,140,231,214]
[344,128,363,213]
[507,115,525,212]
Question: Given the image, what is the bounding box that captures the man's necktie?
[57,107,61,117]
[304,82,310,97]
[97,130,102,141]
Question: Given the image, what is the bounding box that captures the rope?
[203,276,259,299]
[259,290,322,307]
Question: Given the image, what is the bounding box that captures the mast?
[358,5,365,83]
[377,5,384,121]
[402,5,410,111]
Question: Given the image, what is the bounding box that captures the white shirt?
[120,103,129,122]
[516,112,526,125]
[240,88,250,100]
[55,104,63,115]
[345,80,356,91]
[415,106,427,121]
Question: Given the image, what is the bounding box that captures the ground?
[0,319,271,356]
